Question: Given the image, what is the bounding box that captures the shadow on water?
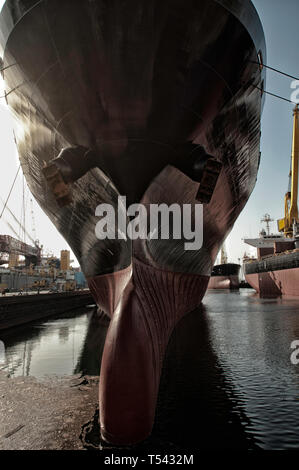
[79,305,259,451]
[153,305,259,450]
[74,310,109,376]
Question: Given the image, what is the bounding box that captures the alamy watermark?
[290,340,299,365]
[94,196,203,251]
[0,340,5,365]
[290,81,299,103]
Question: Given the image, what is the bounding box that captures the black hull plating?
[211,263,241,277]
[0,0,265,279]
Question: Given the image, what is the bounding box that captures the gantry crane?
[278,104,299,237]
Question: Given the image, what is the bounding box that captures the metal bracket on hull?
[42,161,73,208]
[42,146,98,207]
[196,158,223,203]
[175,145,222,204]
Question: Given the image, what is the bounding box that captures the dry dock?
[0,290,94,331]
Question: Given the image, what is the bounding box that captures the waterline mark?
[95,196,203,251]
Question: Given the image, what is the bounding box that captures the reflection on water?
[0,308,106,378]
[204,290,299,450]
[1,289,299,449]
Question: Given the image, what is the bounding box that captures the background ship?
[244,233,299,297]
[208,245,240,289]
[244,105,299,297]
[0,0,266,445]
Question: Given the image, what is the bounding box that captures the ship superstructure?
[244,228,299,297]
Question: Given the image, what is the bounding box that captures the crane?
[30,198,38,243]
[278,104,299,237]
[0,196,37,247]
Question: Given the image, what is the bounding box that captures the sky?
[0,0,298,265]
[227,0,299,261]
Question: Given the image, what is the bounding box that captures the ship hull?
[208,274,239,290]
[208,262,240,289]
[245,253,299,297]
[245,269,299,297]
[244,250,299,297]
[0,0,265,445]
